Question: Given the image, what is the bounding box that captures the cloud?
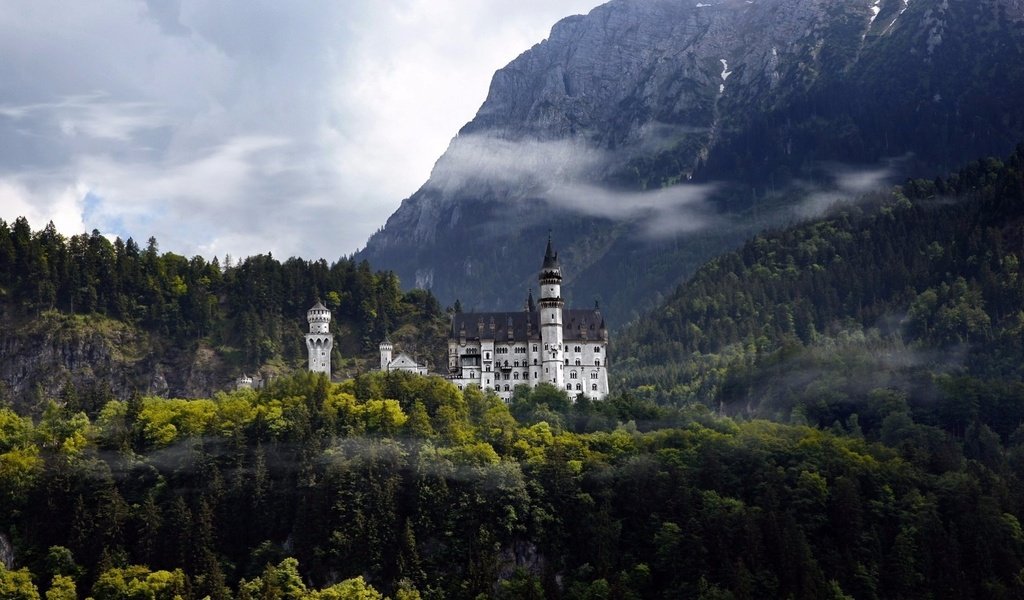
[790,156,912,219]
[425,132,722,237]
[0,0,600,260]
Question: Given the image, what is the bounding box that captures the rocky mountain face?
[358,0,1024,325]
[0,312,228,413]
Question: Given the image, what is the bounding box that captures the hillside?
[358,0,1024,325]
[615,145,1024,439]
[3,371,1024,599]
[0,224,449,413]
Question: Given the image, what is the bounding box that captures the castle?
[447,238,609,401]
[288,238,610,403]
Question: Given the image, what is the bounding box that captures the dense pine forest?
[3,370,1024,599]
[616,144,1024,436]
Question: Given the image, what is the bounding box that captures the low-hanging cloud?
[426,132,722,237]
[790,156,911,220]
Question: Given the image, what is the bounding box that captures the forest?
[3,370,1024,599]
[0,221,449,408]
[616,144,1024,438]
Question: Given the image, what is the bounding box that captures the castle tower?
[380,337,394,371]
[538,236,565,389]
[306,301,333,375]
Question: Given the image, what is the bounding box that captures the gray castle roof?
[542,236,560,270]
[450,308,606,343]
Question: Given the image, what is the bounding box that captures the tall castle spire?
[538,236,565,388]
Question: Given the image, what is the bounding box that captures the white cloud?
[0,0,600,260]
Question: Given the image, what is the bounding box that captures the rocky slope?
[0,312,228,413]
[358,0,1024,325]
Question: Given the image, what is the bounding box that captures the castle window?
[576,384,581,390]
[564,359,568,365]
[591,372,598,379]
[574,346,581,352]
[595,359,601,366]
[594,347,601,353]
[566,384,572,390]
[575,359,580,366]
[533,359,538,365]
[485,352,490,359]
[564,345,569,351]
[504,385,510,391]
[534,372,538,379]
[544,344,549,350]
[533,345,538,352]
[570,372,577,379]
[592,384,597,391]
[513,373,519,380]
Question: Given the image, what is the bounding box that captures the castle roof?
[542,235,559,270]
[309,300,327,311]
[450,308,606,343]
[388,353,424,369]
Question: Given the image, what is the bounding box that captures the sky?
[0,0,599,262]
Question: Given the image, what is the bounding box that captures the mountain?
[357,0,1024,325]
[615,145,1024,437]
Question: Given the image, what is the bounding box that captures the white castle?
[306,300,334,375]
[447,238,609,401]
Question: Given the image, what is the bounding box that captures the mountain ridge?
[358,0,1024,325]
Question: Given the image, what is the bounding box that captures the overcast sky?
[0,0,599,262]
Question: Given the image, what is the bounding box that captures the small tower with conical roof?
[306,301,333,375]
[539,235,565,388]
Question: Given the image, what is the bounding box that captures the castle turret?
[306,301,334,375]
[539,236,565,389]
[380,337,394,371]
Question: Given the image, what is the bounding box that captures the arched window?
[564,359,569,365]
[576,384,581,390]
[591,372,597,379]
[574,346,581,352]
[533,359,538,365]
[504,385,510,391]
[575,359,580,366]
[570,372,577,379]
[591,383,597,391]
[566,384,572,390]
[595,359,601,366]
[513,372,519,380]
